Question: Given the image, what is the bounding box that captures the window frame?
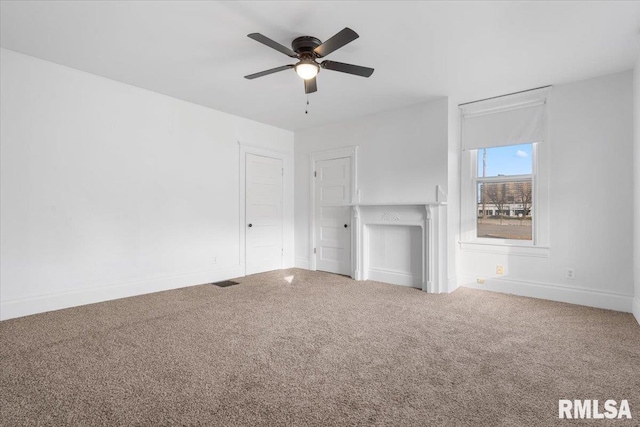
[460,142,549,255]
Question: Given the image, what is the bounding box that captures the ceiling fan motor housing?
[292,36,322,55]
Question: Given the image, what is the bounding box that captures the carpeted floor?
[1,269,639,426]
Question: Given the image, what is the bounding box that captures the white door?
[314,157,351,275]
[246,153,283,275]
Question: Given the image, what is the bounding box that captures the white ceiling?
[1,1,639,131]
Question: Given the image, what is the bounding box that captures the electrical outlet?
[496,265,504,276]
[565,268,575,279]
[477,278,485,285]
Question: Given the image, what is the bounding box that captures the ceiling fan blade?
[247,33,298,58]
[314,27,359,58]
[244,64,294,79]
[320,61,374,77]
[304,77,317,94]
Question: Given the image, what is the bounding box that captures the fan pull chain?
[305,96,309,114]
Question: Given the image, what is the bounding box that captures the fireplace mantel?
[349,202,447,207]
[350,202,447,293]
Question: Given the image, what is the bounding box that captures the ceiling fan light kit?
[245,28,374,94]
[295,61,319,80]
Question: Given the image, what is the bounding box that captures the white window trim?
[460,142,549,257]
[459,241,550,258]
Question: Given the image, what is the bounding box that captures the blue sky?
[478,143,532,177]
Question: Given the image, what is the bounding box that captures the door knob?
[344,224,348,228]
[248,223,253,228]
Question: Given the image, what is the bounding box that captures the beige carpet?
[1,269,639,426]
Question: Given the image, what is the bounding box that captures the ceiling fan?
[244,27,374,94]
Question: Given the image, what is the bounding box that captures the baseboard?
[295,257,310,270]
[633,295,640,325]
[447,276,459,293]
[368,267,421,288]
[0,266,244,321]
[282,260,295,270]
[460,274,633,313]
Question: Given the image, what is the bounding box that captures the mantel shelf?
[348,201,447,207]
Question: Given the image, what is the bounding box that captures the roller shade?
[461,87,550,151]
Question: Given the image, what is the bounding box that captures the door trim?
[239,141,285,276]
[309,146,358,272]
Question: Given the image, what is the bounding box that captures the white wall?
[447,98,462,292]
[293,99,449,277]
[634,55,640,323]
[0,49,294,320]
[3,47,635,320]
[461,71,635,312]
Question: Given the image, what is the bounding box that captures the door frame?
[239,141,286,276]
[309,146,358,272]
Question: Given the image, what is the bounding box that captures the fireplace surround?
[350,202,447,293]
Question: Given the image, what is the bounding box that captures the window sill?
[459,241,550,258]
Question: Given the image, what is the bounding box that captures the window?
[476,143,533,241]
[459,87,550,252]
